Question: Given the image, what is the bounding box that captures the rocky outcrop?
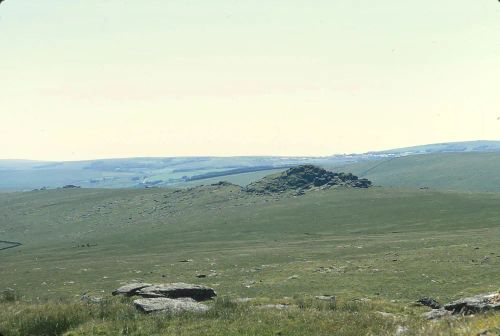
[133,297,210,314]
[113,282,216,302]
[421,292,500,319]
[245,165,371,194]
[62,185,81,189]
[444,292,500,315]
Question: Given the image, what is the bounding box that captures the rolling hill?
[335,152,500,192]
[2,140,500,191]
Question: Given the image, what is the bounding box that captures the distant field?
[334,152,500,192]
[176,168,287,187]
[4,141,500,192]
[0,156,353,190]
[0,186,499,335]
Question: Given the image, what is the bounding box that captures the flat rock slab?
[444,292,500,315]
[137,282,217,301]
[112,283,152,296]
[134,298,209,314]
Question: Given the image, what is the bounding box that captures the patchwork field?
[0,184,499,335]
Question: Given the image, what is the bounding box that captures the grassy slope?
[334,152,500,192]
[0,186,499,335]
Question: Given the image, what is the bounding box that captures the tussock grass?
[0,288,21,303]
[1,187,499,335]
[0,297,498,336]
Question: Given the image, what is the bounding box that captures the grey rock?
[137,282,217,301]
[81,294,103,303]
[133,297,209,314]
[395,325,410,335]
[444,292,500,315]
[422,309,452,320]
[112,283,152,296]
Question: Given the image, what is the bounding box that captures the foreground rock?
[444,292,500,315]
[113,282,217,301]
[421,292,500,320]
[134,298,210,314]
[112,283,152,296]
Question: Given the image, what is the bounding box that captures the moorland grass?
[0,186,499,334]
[1,296,499,336]
[335,152,500,192]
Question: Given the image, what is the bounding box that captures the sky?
[1,0,500,160]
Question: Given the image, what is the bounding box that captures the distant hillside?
[0,156,366,190]
[374,140,500,155]
[336,152,500,192]
[2,140,500,191]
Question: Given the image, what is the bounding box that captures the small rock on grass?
[395,325,409,335]
[377,311,397,319]
[257,304,291,310]
[417,297,442,309]
[315,295,336,302]
[81,294,103,304]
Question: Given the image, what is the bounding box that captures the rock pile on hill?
[113,282,216,314]
[245,165,371,194]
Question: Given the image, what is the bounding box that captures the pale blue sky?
[1,1,499,160]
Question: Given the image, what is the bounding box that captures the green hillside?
[376,140,500,155]
[334,152,500,192]
[0,185,499,335]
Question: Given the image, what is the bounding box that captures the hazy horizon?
[1,139,499,163]
[1,1,500,160]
